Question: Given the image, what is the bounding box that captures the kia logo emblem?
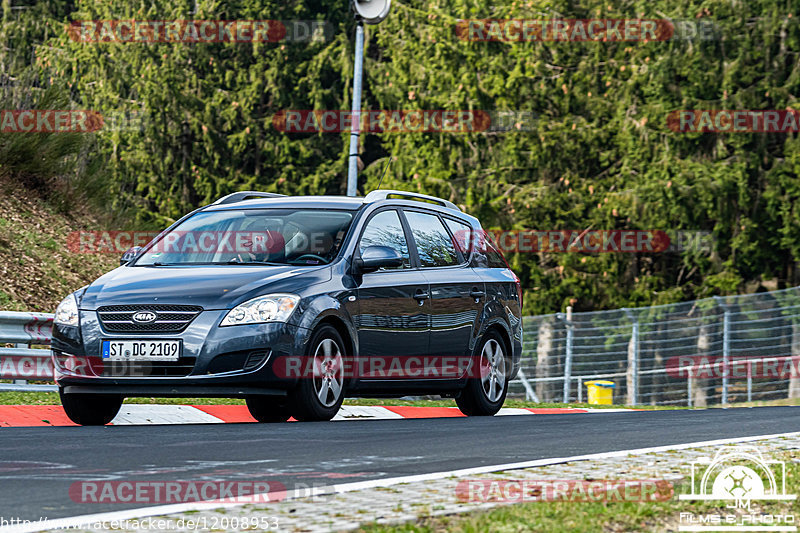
[132,311,158,324]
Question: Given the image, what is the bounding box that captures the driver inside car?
[237,218,285,263]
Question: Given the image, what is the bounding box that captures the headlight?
[54,294,79,327]
[220,294,300,326]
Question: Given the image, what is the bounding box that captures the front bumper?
[52,309,309,396]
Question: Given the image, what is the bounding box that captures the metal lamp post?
[346,0,391,196]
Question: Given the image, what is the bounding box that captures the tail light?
[513,272,523,311]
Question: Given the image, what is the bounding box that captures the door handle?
[470,289,485,299]
[413,290,430,302]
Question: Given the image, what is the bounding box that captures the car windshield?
[134,208,355,266]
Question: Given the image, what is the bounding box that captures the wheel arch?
[480,320,517,380]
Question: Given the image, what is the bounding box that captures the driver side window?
[358,210,411,270]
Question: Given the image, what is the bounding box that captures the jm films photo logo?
[679,446,796,532]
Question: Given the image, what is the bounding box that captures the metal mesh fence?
[509,286,800,406]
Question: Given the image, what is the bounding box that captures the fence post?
[790,320,800,399]
[536,317,556,401]
[13,343,28,385]
[693,323,711,407]
[515,369,539,402]
[562,306,573,403]
[625,309,639,406]
[715,296,730,404]
[687,372,693,407]
[747,359,753,402]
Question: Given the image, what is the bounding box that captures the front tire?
[289,325,346,422]
[59,388,123,426]
[455,332,509,416]
[246,396,291,423]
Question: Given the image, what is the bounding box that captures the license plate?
[101,340,181,361]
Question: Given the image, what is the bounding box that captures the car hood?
[80,264,331,310]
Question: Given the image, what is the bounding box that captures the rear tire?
[289,325,346,421]
[59,388,123,426]
[246,396,291,423]
[455,331,509,416]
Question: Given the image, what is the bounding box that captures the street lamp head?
[352,0,391,24]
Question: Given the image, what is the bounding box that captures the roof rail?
[363,190,461,212]
[212,191,286,205]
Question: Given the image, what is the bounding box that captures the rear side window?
[404,211,460,267]
[474,230,510,269]
[358,210,411,269]
[444,218,473,257]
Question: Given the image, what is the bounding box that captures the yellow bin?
[585,380,615,405]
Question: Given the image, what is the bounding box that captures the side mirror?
[355,246,403,273]
[120,246,143,266]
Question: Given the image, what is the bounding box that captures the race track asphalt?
[2,406,799,521]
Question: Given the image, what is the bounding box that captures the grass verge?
[358,451,800,533]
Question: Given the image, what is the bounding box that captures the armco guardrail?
[510,286,800,407]
[0,311,55,391]
[6,287,800,406]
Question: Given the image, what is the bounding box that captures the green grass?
[358,452,800,533]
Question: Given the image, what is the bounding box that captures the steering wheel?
[230,252,253,263]
[293,254,327,263]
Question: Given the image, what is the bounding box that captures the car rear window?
[404,211,460,268]
[473,230,510,269]
[443,217,472,257]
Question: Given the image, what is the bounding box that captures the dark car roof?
[202,195,366,212]
[200,193,481,228]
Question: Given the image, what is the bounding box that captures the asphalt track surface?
[2,406,800,522]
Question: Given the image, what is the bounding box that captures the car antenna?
[373,156,393,191]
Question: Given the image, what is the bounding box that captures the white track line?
[333,405,405,420]
[5,430,800,533]
[111,405,224,425]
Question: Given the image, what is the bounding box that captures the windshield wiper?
[225,259,286,266]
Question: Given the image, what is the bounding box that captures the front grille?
[90,357,196,377]
[97,304,203,333]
